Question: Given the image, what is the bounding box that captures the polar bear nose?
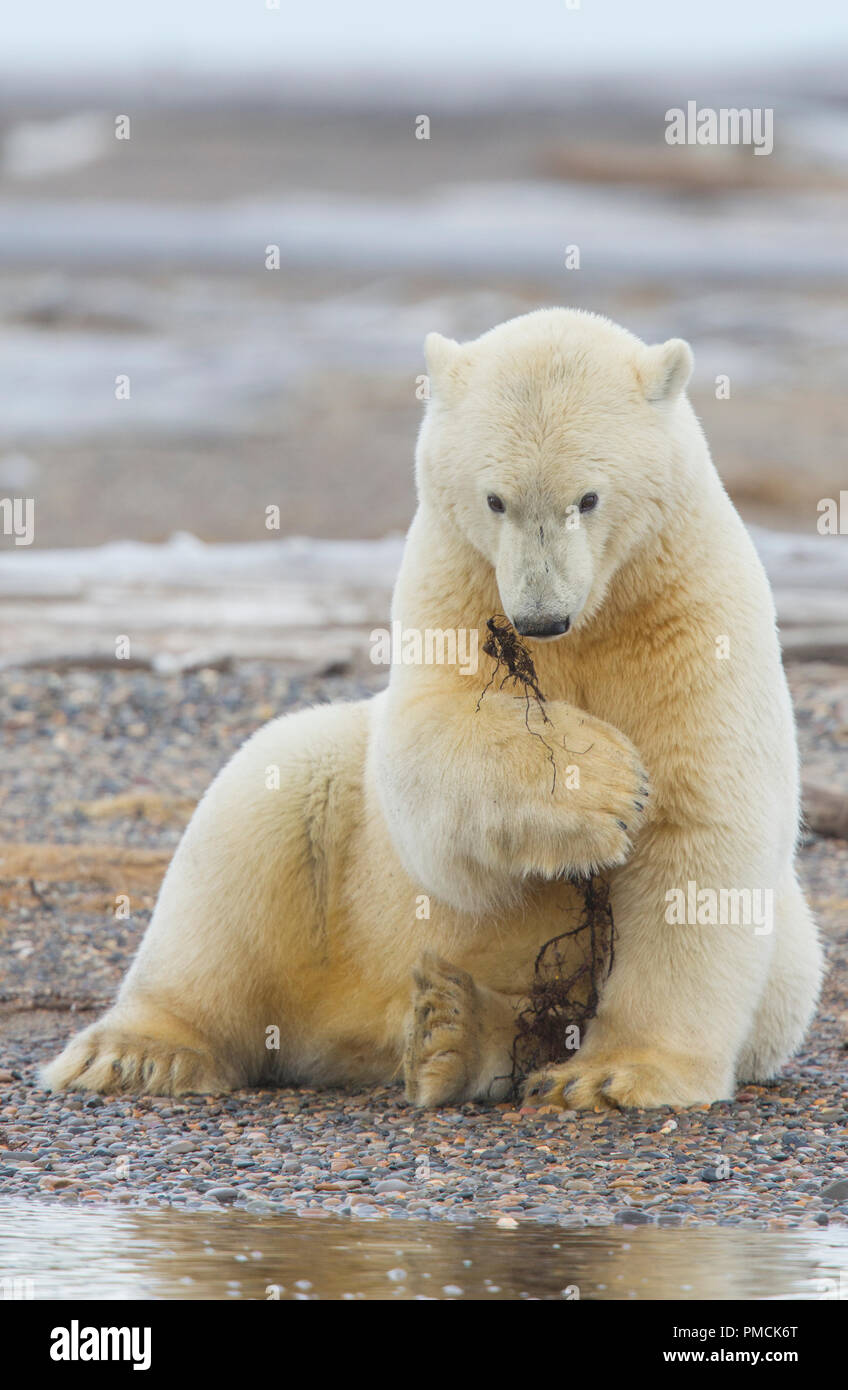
[514,617,571,639]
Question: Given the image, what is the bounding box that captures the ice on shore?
[0,524,844,592]
[0,530,406,593]
[0,528,844,667]
[3,182,848,284]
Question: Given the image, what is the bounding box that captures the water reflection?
[1,1201,846,1300]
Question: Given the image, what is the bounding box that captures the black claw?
[617,820,628,830]
[634,801,644,811]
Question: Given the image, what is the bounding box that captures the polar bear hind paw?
[403,952,483,1107]
[40,1022,237,1096]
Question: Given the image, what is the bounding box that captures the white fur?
[42,308,823,1110]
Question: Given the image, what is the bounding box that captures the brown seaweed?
[509,874,616,1090]
[475,615,616,1091]
[476,615,558,792]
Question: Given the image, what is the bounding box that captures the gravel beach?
[1,660,846,1232]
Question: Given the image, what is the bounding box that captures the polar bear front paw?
[492,703,652,881]
[403,952,483,1107]
[522,1051,727,1111]
[557,723,651,875]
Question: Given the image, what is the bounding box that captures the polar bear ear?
[639,338,694,404]
[424,332,468,400]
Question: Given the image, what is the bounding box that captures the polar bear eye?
[579,491,599,513]
[487,494,506,513]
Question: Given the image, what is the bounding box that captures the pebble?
[821,1179,848,1202]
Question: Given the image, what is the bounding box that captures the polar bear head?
[416,308,697,636]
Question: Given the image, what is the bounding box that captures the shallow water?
[1,1201,846,1300]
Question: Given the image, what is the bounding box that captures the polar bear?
[42,308,823,1110]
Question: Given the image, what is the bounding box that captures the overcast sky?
[3,0,848,76]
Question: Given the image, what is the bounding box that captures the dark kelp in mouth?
[476,614,558,792]
[476,614,616,1090]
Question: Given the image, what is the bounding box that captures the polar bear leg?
[520,824,782,1110]
[40,1001,243,1096]
[522,864,823,1110]
[402,952,526,1107]
[42,701,372,1098]
[736,877,824,1083]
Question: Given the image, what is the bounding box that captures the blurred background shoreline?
[2,69,848,556]
[0,1,846,633]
